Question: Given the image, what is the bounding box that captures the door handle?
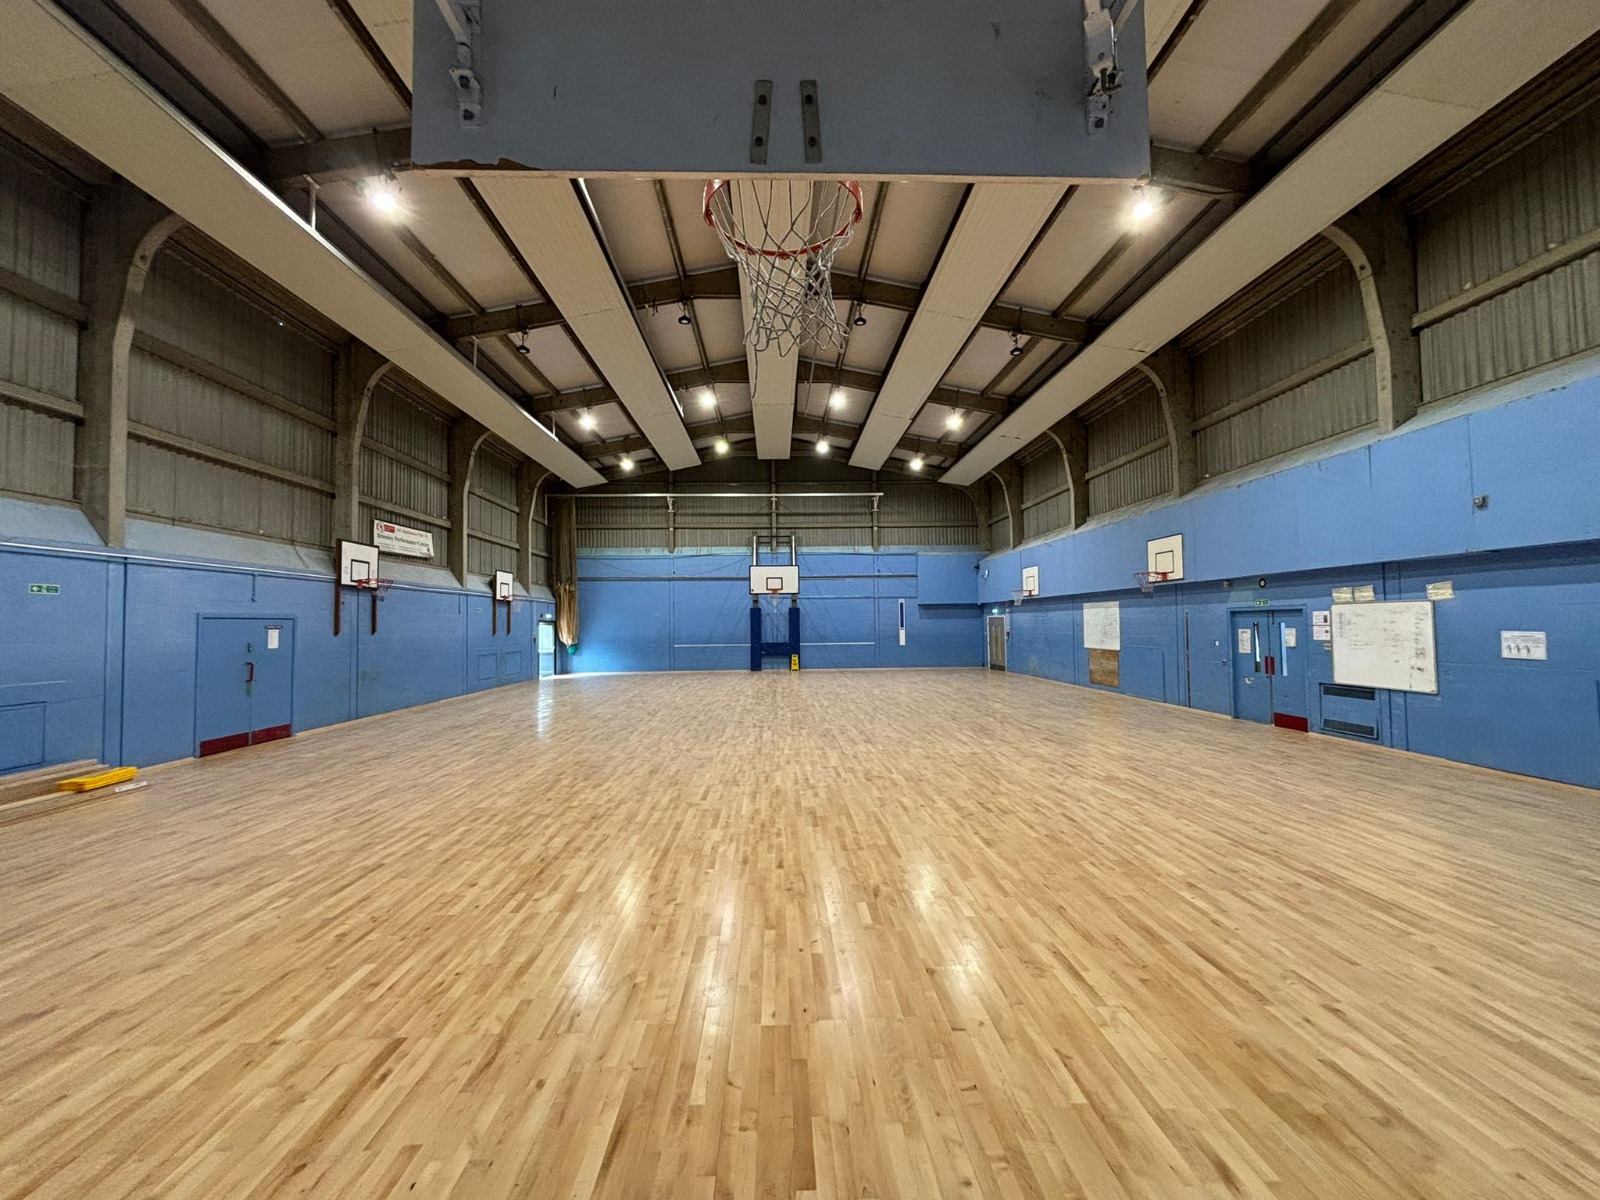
[245,661,255,684]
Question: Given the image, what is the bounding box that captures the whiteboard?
[1083,601,1121,651]
[1331,601,1438,694]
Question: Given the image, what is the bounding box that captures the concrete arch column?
[333,343,391,546]
[1134,344,1199,496]
[75,182,184,546]
[1324,194,1422,432]
[448,416,492,586]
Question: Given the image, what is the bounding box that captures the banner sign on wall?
[373,520,435,558]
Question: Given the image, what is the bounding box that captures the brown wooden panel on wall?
[1089,648,1120,687]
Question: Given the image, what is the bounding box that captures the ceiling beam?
[1148,143,1256,197]
[252,125,411,184]
[442,264,1091,345]
[941,0,1600,486]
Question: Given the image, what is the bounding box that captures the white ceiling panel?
[944,0,1600,486]
[851,183,1066,468]
[942,327,1022,392]
[660,180,729,273]
[199,0,408,136]
[840,306,908,371]
[1148,0,1327,151]
[395,177,539,310]
[113,0,302,142]
[857,181,966,284]
[474,176,699,470]
[347,0,412,87]
[1000,183,1135,311]
[697,300,750,364]
[638,304,708,373]
[1208,0,1402,160]
[1062,191,1214,318]
[516,325,601,392]
[586,178,677,281]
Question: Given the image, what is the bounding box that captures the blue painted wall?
[575,551,985,673]
[1,520,551,772]
[984,371,1600,789]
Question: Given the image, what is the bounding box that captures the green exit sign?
[28,583,60,595]
[1253,598,1270,606]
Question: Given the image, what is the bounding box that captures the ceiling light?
[945,412,963,430]
[816,438,830,456]
[714,438,729,455]
[362,175,402,218]
[578,411,597,431]
[619,455,635,472]
[851,303,867,327]
[909,455,925,472]
[1130,187,1159,223]
[829,389,846,409]
[677,302,693,326]
[699,389,716,410]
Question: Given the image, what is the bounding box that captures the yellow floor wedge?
[55,767,138,793]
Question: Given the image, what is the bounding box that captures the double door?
[196,617,295,756]
[1231,609,1309,731]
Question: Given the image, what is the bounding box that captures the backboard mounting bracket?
[1084,0,1124,137]
[749,80,773,164]
[434,0,483,128]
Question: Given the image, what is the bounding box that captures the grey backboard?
[412,1,1150,181]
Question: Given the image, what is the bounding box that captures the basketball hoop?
[1134,570,1169,594]
[705,178,863,354]
[353,577,394,599]
[1009,590,1032,606]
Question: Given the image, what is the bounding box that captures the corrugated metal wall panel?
[0,142,81,297]
[360,501,449,568]
[1021,446,1066,506]
[1194,267,1368,418]
[1089,447,1173,516]
[468,491,518,545]
[1085,383,1165,468]
[468,537,516,578]
[471,442,519,505]
[0,292,78,400]
[1416,105,1600,311]
[128,439,330,544]
[359,451,448,523]
[142,251,333,415]
[1197,355,1378,477]
[130,350,333,481]
[1422,252,1600,398]
[365,381,450,470]
[0,400,74,499]
[1022,490,1074,541]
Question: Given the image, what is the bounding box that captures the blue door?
[1231,609,1309,730]
[196,618,295,756]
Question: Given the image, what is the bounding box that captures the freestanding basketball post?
[750,534,801,672]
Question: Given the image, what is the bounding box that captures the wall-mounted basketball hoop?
[1134,570,1170,594]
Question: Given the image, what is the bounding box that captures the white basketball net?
[705,179,863,356]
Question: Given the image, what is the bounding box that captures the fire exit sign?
[28,583,60,595]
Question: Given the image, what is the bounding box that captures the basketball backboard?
[338,539,380,587]
[1147,534,1184,581]
[412,1,1150,181]
[750,565,800,596]
[493,569,514,601]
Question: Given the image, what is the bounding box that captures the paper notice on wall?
[1283,626,1297,648]
[1426,581,1455,601]
[266,626,281,650]
[1312,610,1331,626]
[1237,628,1253,654]
[1083,601,1121,651]
[1331,587,1354,604]
[1312,624,1331,642]
[373,519,435,558]
[1353,585,1377,602]
[1501,631,1547,660]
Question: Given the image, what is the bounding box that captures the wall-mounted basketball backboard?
[338,539,380,587]
[750,565,800,596]
[1147,534,1184,581]
[412,1,1150,181]
[493,570,514,601]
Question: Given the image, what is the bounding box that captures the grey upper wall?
[1011,81,1600,547]
[0,131,554,589]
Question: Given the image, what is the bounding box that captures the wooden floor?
[1,671,1598,1199]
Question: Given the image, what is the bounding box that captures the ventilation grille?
[1323,684,1377,701]
[1323,718,1379,739]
